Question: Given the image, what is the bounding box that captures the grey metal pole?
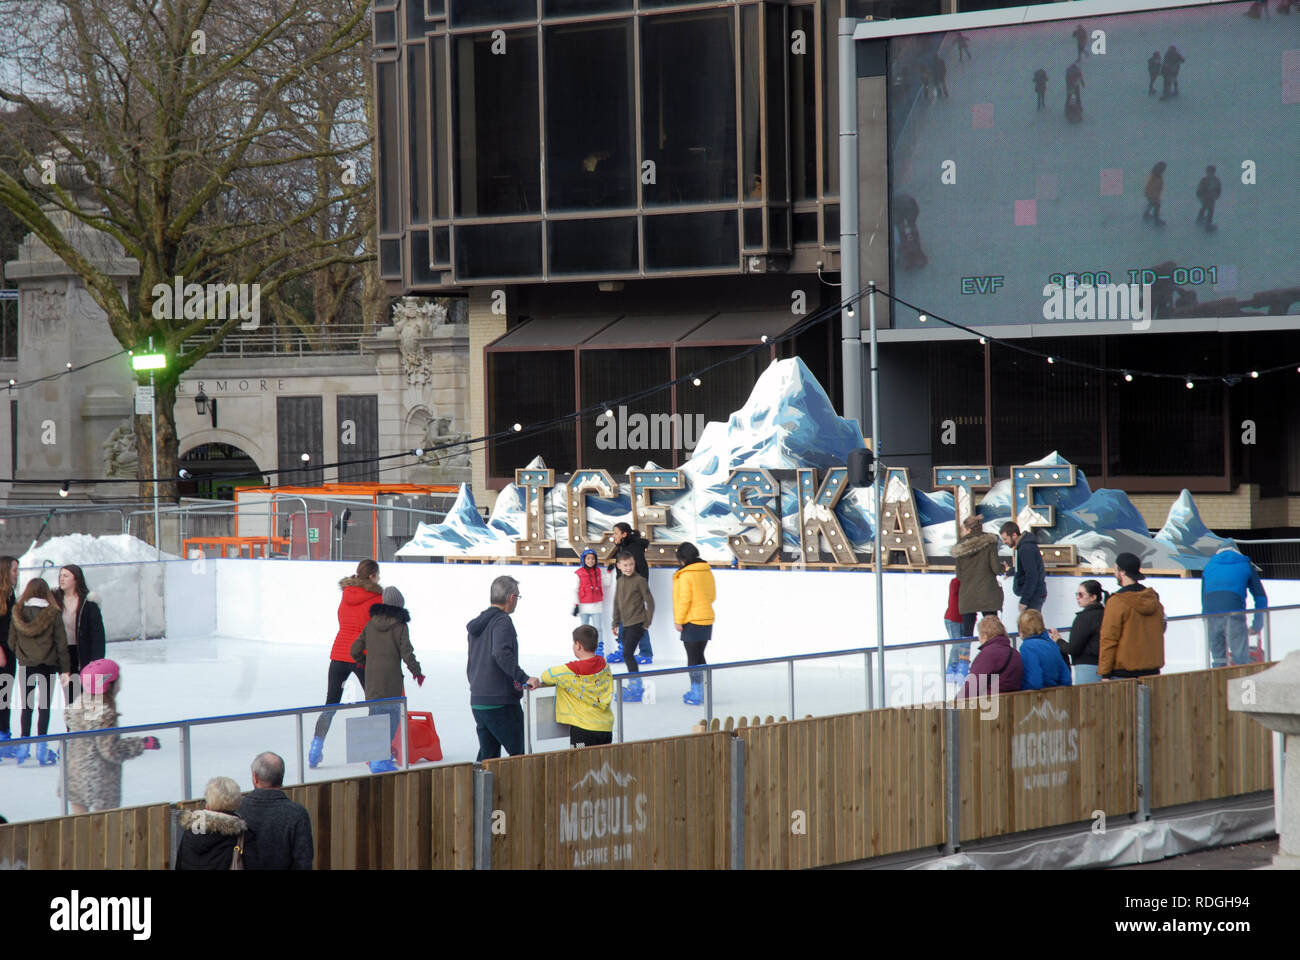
[870,281,886,712]
[729,736,746,870]
[616,677,625,744]
[179,722,193,802]
[1136,683,1152,821]
[838,16,863,427]
[296,712,305,785]
[149,335,160,561]
[399,697,409,770]
[523,687,532,754]
[705,666,714,727]
[61,735,70,816]
[943,707,960,854]
[472,765,493,870]
[864,649,873,711]
[787,658,795,720]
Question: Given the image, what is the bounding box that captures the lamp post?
[131,340,167,560]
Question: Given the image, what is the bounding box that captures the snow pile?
[19,534,176,641]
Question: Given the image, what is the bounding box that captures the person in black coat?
[237,752,314,869]
[1050,579,1106,684]
[176,777,249,870]
[54,564,106,704]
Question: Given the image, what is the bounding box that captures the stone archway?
[179,429,269,499]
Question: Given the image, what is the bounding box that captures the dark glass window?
[548,218,638,275]
[990,338,1102,480]
[375,12,398,45]
[823,203,839,246]
[769,207,790,251]
[820,0,837,198]
[430,38,449,219]
[743,208,764,250]
[765,4,788,203]
[407,48,430,224]
[405,0,426,39]
[741,6,762,201]
[789,5,816,201]
[580,348,672,470]
[453,31,540,216]
[410,230,439,284]
[449,0,535,28]
[644,211,738,271]
[845,1,942,18]
[376,62,401,232]
[544,0,632,15]
[544,21,635,211]
[641,12,737,206]
[454,222,543,279]
[427,0,445,15]
[955,0,1047,11]
[432,226,451,265]
[380,238,402,277]
[675,347,770,460]
[488,351,576,475]
[793,210,818,244]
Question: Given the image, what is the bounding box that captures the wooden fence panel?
[959,681,1137,842]
[739,708,944,868]
[1146,665,1273,809]
[485,733,731,870]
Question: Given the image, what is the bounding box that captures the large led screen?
[884,1,1299,331]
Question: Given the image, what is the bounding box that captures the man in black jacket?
[238,752,313,869]
[1000,522,1047,612]
[466,576,539,760]
[607,523,654,664]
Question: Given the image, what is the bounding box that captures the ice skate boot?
[368,758,398,773]
[0,731,14,760]
[606,642,625,664]
[682,682,703,706]
[37,743,58,766]
[13,742,30,765]
[621,678,644,703]
[308,736,324,769]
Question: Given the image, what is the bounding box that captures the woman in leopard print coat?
[60,660,160,813]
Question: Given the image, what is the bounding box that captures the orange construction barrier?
[393,710,443,764]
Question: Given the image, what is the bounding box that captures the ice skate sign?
[560,762,649,868]
[1041,281,1151,330]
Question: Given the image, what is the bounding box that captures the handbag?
[231,833,245,870]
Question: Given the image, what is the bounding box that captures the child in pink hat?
[62,659,161,813]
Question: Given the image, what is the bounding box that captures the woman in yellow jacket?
[672,542,715,705]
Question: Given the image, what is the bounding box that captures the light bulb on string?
[1250,371,1259,379]
[692,377,702,387]
[59,481,70,498]
[1185,379,1194,390]
[512,423,522,432]
[1123,372,1133,382]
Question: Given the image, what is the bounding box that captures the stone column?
[467,287,507,508]
[3,151,139,498]
[1229,652,1300,869]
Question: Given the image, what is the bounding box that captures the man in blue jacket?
[466,576,540,760]
[1001,522,1047,611]
[1201,544,1267,667]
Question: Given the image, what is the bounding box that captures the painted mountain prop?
[397,358,1231,571]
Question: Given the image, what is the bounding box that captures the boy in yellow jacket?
[540,625,614,747]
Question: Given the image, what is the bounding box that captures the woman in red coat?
[309,559,382,768]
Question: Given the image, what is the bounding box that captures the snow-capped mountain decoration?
[396,358,1232,572]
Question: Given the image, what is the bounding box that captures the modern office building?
[376,0,1300,532]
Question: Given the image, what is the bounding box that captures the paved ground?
[1116,837,1277,870]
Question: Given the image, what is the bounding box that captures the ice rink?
[890,2,1299,328]
[3,556,1297,826]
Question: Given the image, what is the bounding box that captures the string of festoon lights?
[8,284,1298,495]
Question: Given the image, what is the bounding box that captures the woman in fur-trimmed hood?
[8,578,71,764]
[310,560,384,768]
[175,777,249,870]
[950,516,1004,632]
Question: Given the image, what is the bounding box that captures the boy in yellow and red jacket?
[539,625,614,747]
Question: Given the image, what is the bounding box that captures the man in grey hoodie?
[466,576,539,760]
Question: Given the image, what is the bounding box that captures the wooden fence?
[0,666,1278,869]
[738,708,945,868]
[956,681,1138,842]
[483,733,732,869]
[1145,663,1273,809]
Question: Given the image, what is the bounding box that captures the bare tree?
[0,0,373,537]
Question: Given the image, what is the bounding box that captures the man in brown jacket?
[1099,552,1165,679]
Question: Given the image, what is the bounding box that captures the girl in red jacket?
[309,559,382,768]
